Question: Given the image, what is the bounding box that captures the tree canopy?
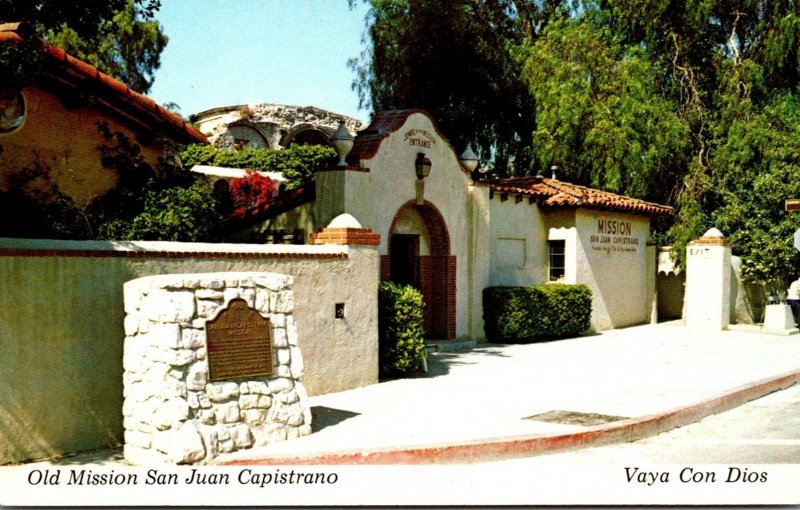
[43,1,167,94]
[0,0,161,38]
[348,0,558,175]
[0,0,166,93]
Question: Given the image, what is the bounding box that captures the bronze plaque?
[205,298,273,381]
[786,199,800,212]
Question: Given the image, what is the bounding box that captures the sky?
[147,0,371,124]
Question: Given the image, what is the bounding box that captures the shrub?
[378,282,426,377]
[483,284,592,342]
[229,170,277,214]
[270,144,337,190]
[99,181,218,242]
[179,143,218,167]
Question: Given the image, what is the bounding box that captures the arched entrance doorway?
[382,201,456,339]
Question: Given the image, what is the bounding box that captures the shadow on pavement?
[311,406,361,433]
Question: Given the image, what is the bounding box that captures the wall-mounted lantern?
[459,144,479,173]
[415,152,432,205]
[331,120,354,167]
[415,152,432,180]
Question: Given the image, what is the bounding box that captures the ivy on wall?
[180,143,337,191]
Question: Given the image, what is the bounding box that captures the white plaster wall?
[685,242,732,330]
[646,244,658,324]
[467,185,492,341]
[573,210,651,330]
[0,238,377,465]
[343,113,474,339]
[488,198,548,287]
[314,170,347,230]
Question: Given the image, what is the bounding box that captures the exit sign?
[786,199,800,211]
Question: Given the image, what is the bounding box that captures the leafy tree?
[650,1,800,281]
[100,181,219,242]
[519,17,690,204]
[671,90,800,286]
[268,144,338,189]
[43,0,167,93]
[0,0,160,38]
[349,0,567,175]
[0,0,165,93]
[179,144,218,167]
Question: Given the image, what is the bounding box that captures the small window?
[549,240,565,282]
[0,89,25,134]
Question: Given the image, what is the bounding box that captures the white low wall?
[0,237,378,465]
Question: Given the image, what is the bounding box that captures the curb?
[219,368,800,465]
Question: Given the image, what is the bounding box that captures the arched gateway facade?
[322,110,474,341]
[384,200,456,339]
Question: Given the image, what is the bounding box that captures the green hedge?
[378,282,426,377]
[483,284,592,342]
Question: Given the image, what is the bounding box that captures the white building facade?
[228,109,672,342]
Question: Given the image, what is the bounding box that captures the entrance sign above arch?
[312,110,473,340]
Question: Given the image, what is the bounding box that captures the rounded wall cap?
[328,213,362,229]
[702,227,725,238]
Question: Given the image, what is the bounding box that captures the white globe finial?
[459,144,479,173]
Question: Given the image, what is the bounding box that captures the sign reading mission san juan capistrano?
[590,218,639,254]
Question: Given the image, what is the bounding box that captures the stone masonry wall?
[122,272,311,465]
[190,103,364,150]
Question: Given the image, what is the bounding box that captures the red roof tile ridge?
[0,22,206,144]
[486,175,672,215]
[349,109,466,171]
[538,178,587,202]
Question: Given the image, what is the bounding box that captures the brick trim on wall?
[0,248,347,259]
[310,227,381,246]
[0,239,348,259]
[380,254,391,281]
[688,237,730,247]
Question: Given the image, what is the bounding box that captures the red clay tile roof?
[348,109,467,173]
[487,176,673,216]
[0,22,206,145]
[348,109,416,162]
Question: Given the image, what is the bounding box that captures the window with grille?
[549,240,565,282]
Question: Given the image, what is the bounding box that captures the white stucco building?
[222,109,672,342]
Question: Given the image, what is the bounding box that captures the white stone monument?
[684,228,731,331]
[122,272,311,465]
